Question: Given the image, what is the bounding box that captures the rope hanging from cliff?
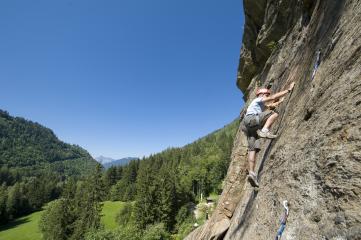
[275,200,289,240]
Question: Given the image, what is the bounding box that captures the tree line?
[39,120,238,239]
[0,109,97,174]
[0,167,61,225]
[0,108,238,238]
[0,109,98,225]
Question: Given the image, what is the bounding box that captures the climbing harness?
[275,200,289,240]
[311,49,321,80]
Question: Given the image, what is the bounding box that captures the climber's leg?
[246,137,260,187]
[248,150,256,173]
[257,110,278,139]
[263,112,278,130]
[246,133,260,170]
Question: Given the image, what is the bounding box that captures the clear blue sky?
[0,0,244,159]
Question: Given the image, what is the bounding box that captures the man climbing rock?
[241,82,295,187]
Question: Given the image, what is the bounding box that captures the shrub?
[115,202,134,226]
[142,223,171,240]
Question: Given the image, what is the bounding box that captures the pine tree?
[39,199,68,240]
[25,177,44,210]
[39,178,77,240]
[0,184,8,224]
[72,164,105,239]
[104,166,118,193]
[6,182,22,219]
[157,167,177,230]
[62,178,78,238]
[134,164,158,229]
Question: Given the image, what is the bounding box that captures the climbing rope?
[275,200,289,240]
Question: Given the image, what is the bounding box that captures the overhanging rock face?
[237,0,307,95]
[186,0,361,239]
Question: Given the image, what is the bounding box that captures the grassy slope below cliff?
[0,201,125,240]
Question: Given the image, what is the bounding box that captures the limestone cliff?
[186,0,361,239]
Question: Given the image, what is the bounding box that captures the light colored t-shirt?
[246,97,265,115]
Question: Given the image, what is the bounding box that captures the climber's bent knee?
[271,112,279,118]
[259,110,274,126]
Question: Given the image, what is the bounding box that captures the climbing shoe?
[257,130,277,139]
[247,173,259,187]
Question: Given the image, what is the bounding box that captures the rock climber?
[241,82,295,187]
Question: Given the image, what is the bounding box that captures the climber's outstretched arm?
[262,82,295,103]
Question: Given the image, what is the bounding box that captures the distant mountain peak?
[95,156,116,164]
[95,156,137,168]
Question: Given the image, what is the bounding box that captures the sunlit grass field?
[0,209,44,240]
[101,201,124,230]
[0,201,124,240]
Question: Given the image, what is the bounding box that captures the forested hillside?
[0,109,97,177]
[107,118,238,203]
[0,107,239,239]
[38,119,239,240]
[0,109,97,226]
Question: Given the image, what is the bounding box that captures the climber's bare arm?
[262,82,295,103]
[266,97,285,108]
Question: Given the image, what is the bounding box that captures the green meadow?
[0,201,124,240]
[100,201,125,230]
[0,209,43,240]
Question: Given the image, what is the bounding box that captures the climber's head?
[256,88,271,97]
